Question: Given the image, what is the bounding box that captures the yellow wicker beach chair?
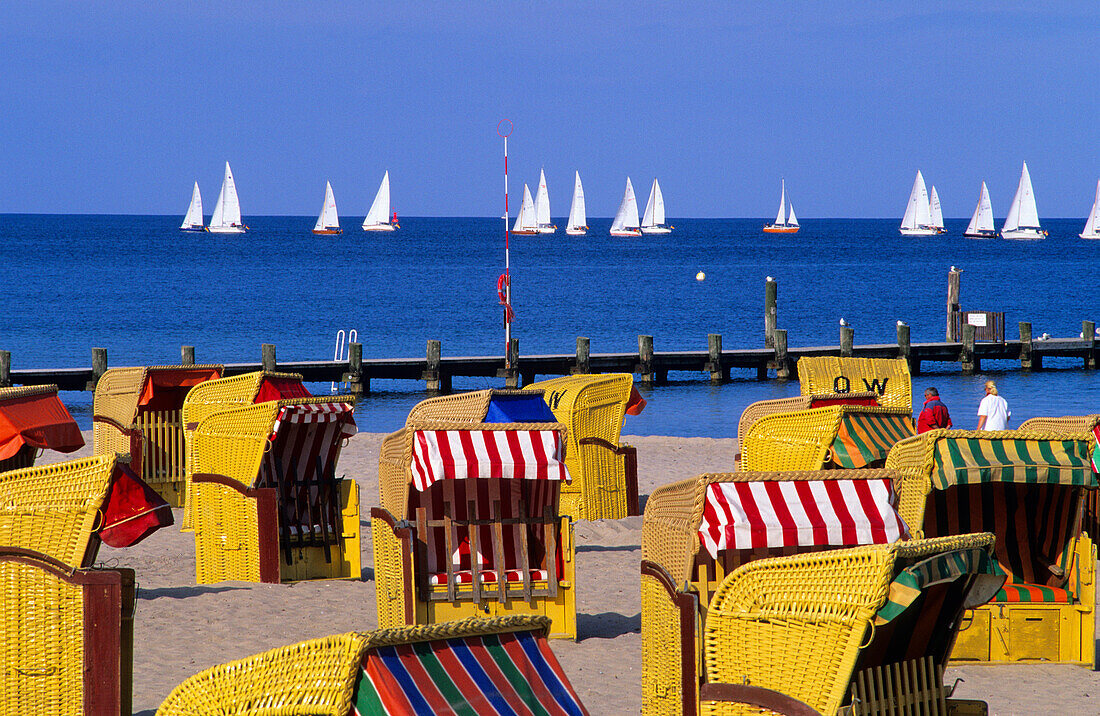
[1019,414,1100,540]
[93,365,223,506]
[373,390,578,640]
[797,356,912,411]
[640,469,1000,716]
[735,392,879,462]
[187,397,360,584]
[156,616,589,716]
[886,429,1098,666]
[526,373,642,519]
[0,548,134,716]
[739,400,914,472]
[0,384,84,473]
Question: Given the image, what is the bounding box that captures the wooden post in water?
[89,347,108,390]
[424,340,443,392]
[947,268,961,341]
[505,338,519,388]
[343,342,366,394]
[764,278,777,348]
[897,323,918,375]
[261,344,276,372]
[960,324,978,374]
[572,337,590,375]
[181,345,195,366]
[1084,320,1096,369]
[706,334,727,384]
[773,329,790,380]
[637,335,655,386]
[1019,322,1034,370]
[0,351,10,388]
[840,325,854,357]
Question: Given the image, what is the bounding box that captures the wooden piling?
[572,337,590,375]
[181,345,195,366]
[424,339,443,392]
[960,324,978,374]
[840,326,854,357]
[1084,320,1096,370]
[261,344,276,371]
[0,351,10,388]
[505,338,519,388]
[773,329,790,380]
[897,323,917,375]
[947,268,961,341]
[706,334,727,384]
[638,335,655,385]
[343,342,366,394]
[89,347,107,390]
[764,278,777,348]
[1018,322,1033,370]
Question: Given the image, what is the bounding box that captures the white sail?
[966,182,994,234]
[363,171,391,228]
[651,179,666,225]
[513,184,537,232]
[775,180,787,225]
[929,186,944,229]
[314,181,339,231]
[901,170,931,230]
[610,178,640,233]
[787,202,798,227]
[180,182,203,229]
[534,169,551,227]
[209,162,244,232]
[566,171,586,231]
[642,179,657,227]
[1082,180,1100,239]
[1004,162,1040,232]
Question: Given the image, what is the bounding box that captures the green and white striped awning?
[933,437,1097,490]
[829,412,915,469]
[875,548,1003,625]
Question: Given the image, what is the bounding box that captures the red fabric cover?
[0,391,85,461]
[253,377,312,403]
[809,396,879,408]
[99,463,174,547]
[625,386,647,416]
[137,368,222,410]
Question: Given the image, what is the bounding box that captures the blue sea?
[3,215,1097,436]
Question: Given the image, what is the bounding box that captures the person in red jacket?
[917,387,952,433]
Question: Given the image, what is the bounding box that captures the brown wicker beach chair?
[887,428,1097,666]
[373,390,578,640]
[0,384,84,473]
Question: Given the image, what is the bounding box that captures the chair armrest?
[578,438,639,515]
[92,415,144,470]
[699,683,821,715]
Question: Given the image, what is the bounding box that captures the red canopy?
[0,389,85,461]
[254,376,312,403]
[137,368,223,412]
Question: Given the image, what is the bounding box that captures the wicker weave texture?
[0,384,61,401]
[92,367,146,457]
[1018,415,1100,435]
[372,517,411,629]
[405,390,495,423]
[798,357,912,411]
[180,371,303,428]
[0,455,116,568]
[193,480,262,584]
[736,396,811,452]
[641,571,693,716]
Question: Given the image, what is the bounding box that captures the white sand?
[46,432,1100,715]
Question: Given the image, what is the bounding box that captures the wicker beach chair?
[640,469,1000,716]
[187,397,360,584]
[93,365,223,506]
[797,356,913,411]
[0,548,135,716]
[526,373,643,519]
[0,384,84,473]
[156,616,589,716]
[886,429,1098,666]
[735,392,879,462]
[739,400,914,472]
[1019,414,1100,540]
[373,390,578,640]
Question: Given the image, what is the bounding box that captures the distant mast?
[180,182,204,232]
[565,171,587,235]
[208,162,246,234]
[362,171,396,231]
[312,181,342,234]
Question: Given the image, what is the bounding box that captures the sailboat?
[1080,180,1100,240]
[208,162,247,234]
[964,182,996,238]
[640,178,672,234]
[1001,162,1046,240]
[312,181,341,235]
[533,169,556,233]
[899,170,936,236]
[565,171,588,235]
[610,178,642,237]
[180,182,204,232]
[929,186,947,234]
[362,171,397,231]
[763,179,799,233]
[512,184,539,235]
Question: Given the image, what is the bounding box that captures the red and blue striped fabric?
[352,629,588,715]
[1092,425,1100,473]
[411,429,569,492]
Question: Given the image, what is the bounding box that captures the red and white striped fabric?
[698,478,909,559]
[271,402,357,438]
[411,429,569,492]
[257,403,356,493]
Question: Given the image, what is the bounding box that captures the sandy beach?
[47,431,1100,715]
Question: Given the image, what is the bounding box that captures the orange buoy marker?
[696,271,706,281]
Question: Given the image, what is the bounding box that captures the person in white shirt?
[976,380,1010,430]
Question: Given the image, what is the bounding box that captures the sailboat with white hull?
[899,170,937,236]
[362,171,397,231]
[1001,162,1046,240]
[1080,180,1100,240]
[180,182,204,232]
[929,186,947,234]
[964,182,996,238]
[565,171,587,235]
[640,178,672,234]
[208,162,247,234]
[534,169,556,233]
[512,184,539,235]
[763,179,799,233]
[610,178,642,237]
[313,181,341,235]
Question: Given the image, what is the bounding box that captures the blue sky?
[2,2,1097,218]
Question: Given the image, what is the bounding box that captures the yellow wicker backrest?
[736,396,810,450]
[0,455,116,568]
[884,433,937,533]
[181,371,304,428]
[92,367,146,456]
[740,405,844,471]
[798,357,912,411]
[405,390,495,423]
[188,402,281,489]
[1019,414,1100,435]
[526,374,631,449]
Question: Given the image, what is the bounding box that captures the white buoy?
[696,271,705,281]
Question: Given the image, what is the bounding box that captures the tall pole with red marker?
[497,119,515,370]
